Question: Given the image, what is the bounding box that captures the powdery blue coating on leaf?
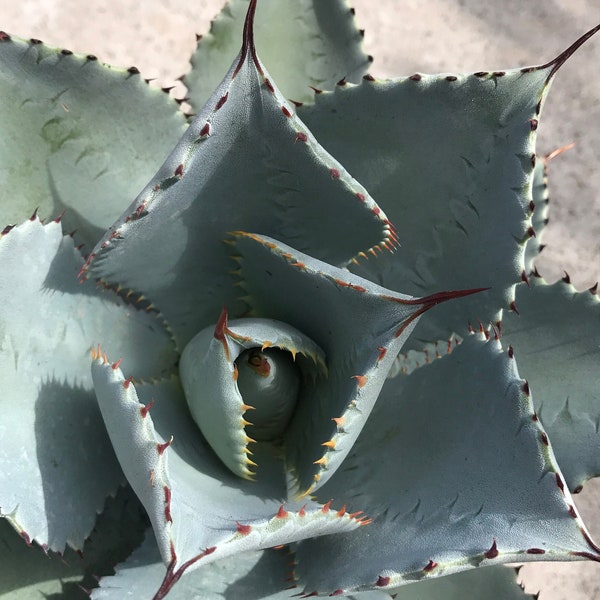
[0,218,176,552]
[84,29,390,349]
[91,358,364,591]
[292,335,599,594]
[298,66,555,349]
[0,34,187,251]
[92,531,393,600]
[230,232,480,496]
[186,0,371,109]
[502,277,600,492]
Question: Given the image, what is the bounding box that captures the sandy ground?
[0,1,599,598]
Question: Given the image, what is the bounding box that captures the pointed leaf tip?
[389,287,489,339]
[234,0,260,77]
[416,287,490,308]
[539,23,600,81]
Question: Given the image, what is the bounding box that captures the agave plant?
[0,1,599,599]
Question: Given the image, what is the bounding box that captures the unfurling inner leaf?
[179,311,326,479]
[236,348,301,441]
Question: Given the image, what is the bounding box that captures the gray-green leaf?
[502,276,600,492]
[84,8,389,348]
[186,0,370,110]
[0,34,187,251]
[292,334,599,594]
[92,532,393,600]
[0,217,176,552]
[0,487,147,600]
[91,362,363,597]
[298,47,590,349]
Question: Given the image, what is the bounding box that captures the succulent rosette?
[0,1,599,599]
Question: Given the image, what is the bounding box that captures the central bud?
[236,347,301,440]
[179,311,326,479]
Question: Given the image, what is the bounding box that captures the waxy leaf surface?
[0,35,187,250]
[91,361,363,595]
[0,488,147,600]
[186,0,370,109]
[299,63,563,348]
[502,277,600,491]
[92,532,392,600]
[85,19,389,348]
[0,218,176,551]
[292,335,599,594]
[231,232,476,496]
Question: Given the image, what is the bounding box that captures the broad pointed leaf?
[0,487,147,600]
[0,218,176,551]
[298,30,599,350]
[91,359,364,597]
[92,532,391,600]
[502,277,600,492]
[292,334,599,595]
[390,566,535,600]
[186,0,371,110]
[83,2,390,348]
[0,34,187,251]
[231,232,482,496]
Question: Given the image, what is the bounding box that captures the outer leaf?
[292,334,600,595]
[0,218,176,552]
[390,566,535,600]
[83,2,390,348]
[501,276,600,492]
[91,360,364,598]
[0,33,187,250]
[186,0,370,110]
[298,30,599,350]
[0,487,147,600]
[92,532,391,600]
[231,232,482,496]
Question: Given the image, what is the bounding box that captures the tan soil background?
[1,0,599,598]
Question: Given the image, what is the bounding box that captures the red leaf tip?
[234,0,261,77]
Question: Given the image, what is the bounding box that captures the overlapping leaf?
[83,2,390,349]
[0,34,187,250]
[298,31,599,349]
[92,532,392,600]
[0,488,147,600]
[0,218,176,551]
[91,361,365,597]
[231,232,479,496]
[502,277,600,492]
[186,0,371,109]
[292,335,599,594]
